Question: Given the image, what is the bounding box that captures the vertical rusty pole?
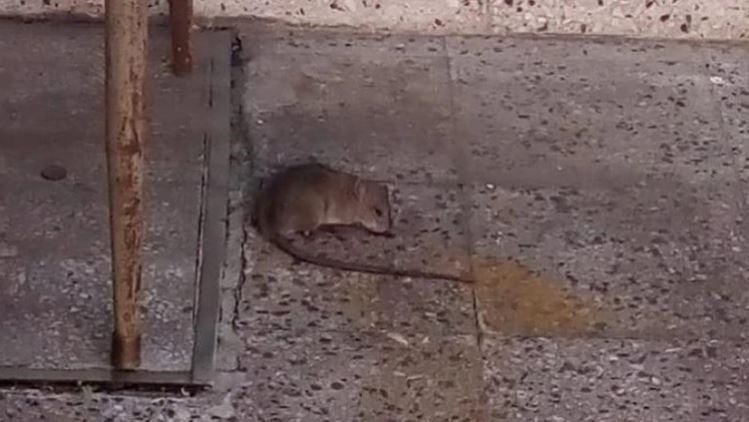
[168,0,193,76]
[105,0,148,370]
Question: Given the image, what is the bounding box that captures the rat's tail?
[270,235,473,283]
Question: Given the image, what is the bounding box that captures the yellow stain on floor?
[473,258,605,336]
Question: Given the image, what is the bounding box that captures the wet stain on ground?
[473,258,606,336]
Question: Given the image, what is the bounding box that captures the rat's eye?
[374,208,383,217]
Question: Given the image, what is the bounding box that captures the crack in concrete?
[225,31,251,372]
[231,224,248,336]
[440,36,484,351]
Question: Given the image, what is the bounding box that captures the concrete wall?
[1,0,746,40]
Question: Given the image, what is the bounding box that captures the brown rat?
[252,163,472,283]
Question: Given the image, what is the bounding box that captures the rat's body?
[253,163,472,283]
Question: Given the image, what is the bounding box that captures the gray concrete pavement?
[2,20,749,421]
[0,23,221,372]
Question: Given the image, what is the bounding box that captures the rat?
[252,162,473,283]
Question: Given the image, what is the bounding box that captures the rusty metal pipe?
[105,0,148,370]
[169,0,193,76]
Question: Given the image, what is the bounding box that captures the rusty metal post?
[105,0,148,370]
[168,0,193,76]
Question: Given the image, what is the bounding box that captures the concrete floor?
[0,23,228,373]
[2,21,749,421]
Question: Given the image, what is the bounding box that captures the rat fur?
[252,163,472,283]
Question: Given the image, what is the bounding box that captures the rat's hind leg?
[277,213,320,238]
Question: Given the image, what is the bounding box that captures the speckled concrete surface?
[483,337,749,421]
[0,0,746,40]
[4,21,749,421]
[0,23,217,371]
[244,45,457,183]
